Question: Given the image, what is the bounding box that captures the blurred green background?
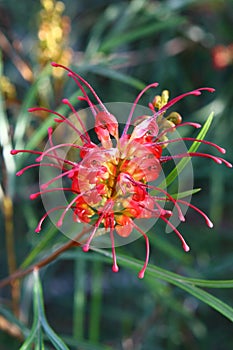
[0,0,232,349]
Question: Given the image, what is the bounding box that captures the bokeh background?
[0,0,232,349]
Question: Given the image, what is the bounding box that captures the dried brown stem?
[0,32,33,82]
[0,226,91,289]
[3,196,20,316]
[0,315,23,340]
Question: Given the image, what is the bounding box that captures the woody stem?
[0,226,91,289]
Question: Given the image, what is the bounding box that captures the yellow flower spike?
[37,0,72,77]
[0,76,16,100]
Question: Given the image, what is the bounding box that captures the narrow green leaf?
[84,6,116,58]
[35,325,44,350]
[169,282,233,323]
[20,225,58,269]
[73,257,86,340]
[80,65,145,90]
[94,249,233,288]
[19,324,40,350]
[42,320,70,350]
[33,269,70,350]
[62,336,114,350]
[89,260,103,343]
[92,249,233,321]
[170,188,201,199]
[19,273,40,350]
[14,64,52,150]
[100,17,185,52]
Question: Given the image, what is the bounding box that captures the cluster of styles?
[11,63,232,278]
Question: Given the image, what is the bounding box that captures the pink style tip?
[48,127,53,135]
[112,264,119,273]
[28,107,38,112]
[82,244,90,252]
[183,243,190,252]
[56,219,63,228]
[207,220,214,228]
[30,193,39,200]
[138,270,145,279]
[51,62,59,67]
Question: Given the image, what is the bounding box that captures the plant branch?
[0,226,90,289]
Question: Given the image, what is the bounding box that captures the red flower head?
[11,63,232,278]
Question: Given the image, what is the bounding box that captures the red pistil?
[126,177,185,222]
[36,142,86,162]
[29,107,83,138]
[16,162,62,176]
[47,127,64,169]
[176,199,214,228]
[67,73,98,117]
[157,137,226,154]
[161,216,190,252]
[109,216,119,273]
[62,98,90,143]
[123,82,159,136]
[11,149,42,156]
[153,88,215,119]
[35,206,71,233]
[56,192,84,227]
[51,62,110,115]
[40,167,78,190]
[82,200,114,252]
[11,149,74,166]
[131,222,150,279]
[161,152,232,167]
[155,122,202,143]
[150,186,185,222]
[30,187,78,200]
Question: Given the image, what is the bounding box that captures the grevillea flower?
[11,63,232,278]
